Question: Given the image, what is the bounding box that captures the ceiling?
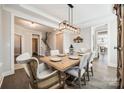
[28,4,113,24]
[10,4,113,32]
[15,17,54,32]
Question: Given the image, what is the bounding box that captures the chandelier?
[59,4,80,33]
[59,4,83,43]
[59,20,80,33]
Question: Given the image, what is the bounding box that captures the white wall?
[63,31,74,53]
[1,10,13,75]
[47,32,56,50]
[108,19,117,67]
[72,27,91,52]
[90,16,117,67]
[15,25,42,56]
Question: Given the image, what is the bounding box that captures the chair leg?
[91,67,93,76]
[83,73,86,85]
[87,68,90,81]
[78,77,82,88]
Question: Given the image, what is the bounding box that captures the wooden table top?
[40,56,80,72]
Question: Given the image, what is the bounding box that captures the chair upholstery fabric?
[89,51,96,63]
[79,53,91,70]
[67,66,85,77]
[37,63,57,80]
[89,63,93,68]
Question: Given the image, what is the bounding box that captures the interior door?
[32,38,38,55]
[114,4,124,89]
[14,34,22,63]
[14,34,22,56]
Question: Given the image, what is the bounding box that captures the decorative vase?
[69,44,74,55]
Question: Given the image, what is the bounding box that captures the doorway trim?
[14,33,23,54]
[91,23,109,66]
[32,34,40,56]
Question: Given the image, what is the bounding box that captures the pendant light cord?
[68,4,74,24]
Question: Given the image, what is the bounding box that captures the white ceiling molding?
[20,4,61,23]
[2,5,59,29]
[79,14,116,29]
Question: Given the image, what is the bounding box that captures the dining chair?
[50,50,60,56]
[86,51,96,81]
[80,48,87,53]
[66,53,91,88]
[16,53,60,89]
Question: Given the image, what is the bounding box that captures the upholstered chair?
[80,48,87,53]
[86,51,96,81]
[16,53,60,89]
[66,53,91,88]
[50,50,60,56]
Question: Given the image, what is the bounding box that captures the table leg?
[58,71,66,89]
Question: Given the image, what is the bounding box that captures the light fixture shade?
[73,36,83,43]
[59,20,80,33]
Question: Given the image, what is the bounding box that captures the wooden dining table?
[40,55,81,88]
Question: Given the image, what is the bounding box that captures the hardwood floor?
[1,69,29,89]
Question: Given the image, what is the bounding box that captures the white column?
[1,9,14,76]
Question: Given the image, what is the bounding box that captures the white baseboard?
[2,70,14,77]
[1,64,24,77]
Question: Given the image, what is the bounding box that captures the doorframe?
[32,34,40,55]
[91,23,109,66]
[14,33,23,55]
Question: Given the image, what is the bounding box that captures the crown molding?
[2,5,59,28]
[20,4,61,23]
[79,14,117,29]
